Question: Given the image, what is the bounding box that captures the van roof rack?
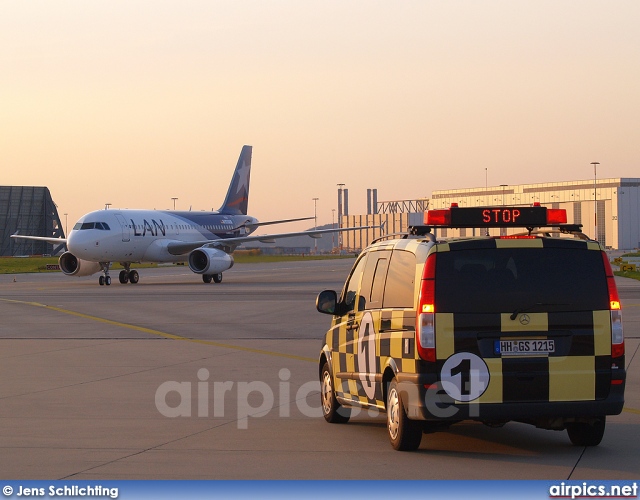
[371,226,436,244]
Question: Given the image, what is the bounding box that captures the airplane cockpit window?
[74,222,111,230]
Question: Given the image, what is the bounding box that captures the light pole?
[105,203,112,210]
[591,162,600,240]
[312,198,319,254]
[485,168,488,204]
[64,213,68,236]
[171,197,178,210]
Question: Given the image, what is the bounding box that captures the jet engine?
[188,248,234,275]
[59,251,102,277]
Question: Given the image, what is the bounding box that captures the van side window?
[370,258,389,308]
[341,254,368,314]
[358,250,391,310]
[382,250,416,308]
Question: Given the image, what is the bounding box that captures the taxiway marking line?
[0,297,316,363]
[4,297,640,416]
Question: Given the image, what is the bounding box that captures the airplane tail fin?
[219,145,252,215]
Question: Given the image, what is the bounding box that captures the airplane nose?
[67,229,101,256]
[67,230,95,252]
[66,230,78,252]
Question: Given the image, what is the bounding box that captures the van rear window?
[434,248,609,314]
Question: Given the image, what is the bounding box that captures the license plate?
[494,339,555,356]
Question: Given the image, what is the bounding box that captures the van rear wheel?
[387,378,422,451]
[566,417,606,446]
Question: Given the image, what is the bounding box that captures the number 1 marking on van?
[440,352,490,402]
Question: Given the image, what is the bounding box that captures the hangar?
[432,178,640,250]
[340,178,640,251]
[0,186,65,256]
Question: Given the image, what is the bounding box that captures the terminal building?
[340,178,640,251]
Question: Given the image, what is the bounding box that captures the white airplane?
[12,146,368,285]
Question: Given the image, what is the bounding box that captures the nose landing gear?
[99,262,112,286]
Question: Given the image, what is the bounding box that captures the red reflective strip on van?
[612,342,625,359]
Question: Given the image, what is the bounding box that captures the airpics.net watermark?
[155,368,323,429]
[154,368,483,428]
[549,482,638,499]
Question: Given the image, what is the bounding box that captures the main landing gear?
[118,269,139,284]
[118,263,139,284]
[98,263,139,285]
[202,273,223,284]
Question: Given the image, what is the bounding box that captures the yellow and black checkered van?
[316,205,625,451]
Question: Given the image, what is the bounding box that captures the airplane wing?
[11,234,68,244]
[166,225,376,256]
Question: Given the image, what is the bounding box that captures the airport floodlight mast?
[591,162,600,241]
[172,197,178,210]
[485,168,488,203]
[312,197,319,254]
[105,203,112,210]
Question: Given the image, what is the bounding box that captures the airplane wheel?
[213,273,223,283]
[119,270,129,284]
[105,276,112,286]
[203,274,212,284]
[99,276,105,286]
[129,270,139,284]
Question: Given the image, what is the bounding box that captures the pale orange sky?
[2,1,639,232]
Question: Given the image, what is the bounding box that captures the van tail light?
[611,311,624,359]
[602,252,621,311]
[602,252,624,359]
[417,254,437,362]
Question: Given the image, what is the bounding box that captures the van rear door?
[433,239,613,404]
